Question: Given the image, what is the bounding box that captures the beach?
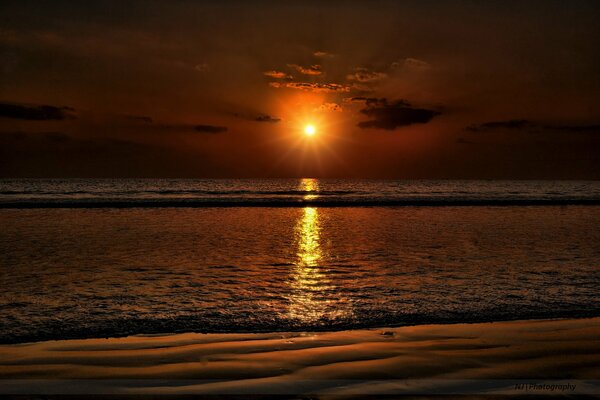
[0,317,598,396]
[1,180,599,396]
[2,0,600,394]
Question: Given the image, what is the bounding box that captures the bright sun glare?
[304,124,316,136]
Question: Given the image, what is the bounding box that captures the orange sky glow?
[0,0,598,178]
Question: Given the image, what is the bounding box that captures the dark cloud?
[120,117,227,134]
[344,97,363,103]
[348,97,394,106]
[118,114,226,134]
[269,81,350,93]
[467,119,532,132]
[467,119,600,133]
[287,64,322,75]
[346,68,387,83]
[545,124,600,133]
[230,110,280,123]
[0,101,76,120]
[193,124,227,133]
[350,84,376,94]
[356,98,441,130]
[254,114,281,123]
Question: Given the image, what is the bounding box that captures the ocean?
[1,179,599,207]
[0,179,599,343]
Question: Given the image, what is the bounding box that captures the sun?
[304,124,316,136]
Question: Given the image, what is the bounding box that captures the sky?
[0,0,599,178]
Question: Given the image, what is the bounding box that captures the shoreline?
[3,313,600,346]
[1,317,598,396]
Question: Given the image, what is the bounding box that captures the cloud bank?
[355,98,441,130]
[0,101,76,120]
[467,119,600,133]
[193,124,228,133]
[269,82,350,93]
[287,64,322,75]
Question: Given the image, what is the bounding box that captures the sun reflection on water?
[297,207,321,266]
[289,206,329,322]
[288,179,351,323]
[300,177,319,200]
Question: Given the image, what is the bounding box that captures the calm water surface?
[1,180,599,343]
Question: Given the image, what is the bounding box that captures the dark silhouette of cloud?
[0,101,76,120]
[269,81,350,93]
[254,114,281,123]
[346,68,387,83]
[356,98,440,130]
[544,124,600,133]
[120,116,227,134]
[467,119,532,132]
[287,64,322,75]
[230,111,281,123]
[348,97,391,106]
[193,124,227,133]
[350,84,376,93]
[467,119,600,133]
[116,114,224,133]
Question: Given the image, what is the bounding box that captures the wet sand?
[0,318,598,397]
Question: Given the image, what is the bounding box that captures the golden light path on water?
[301,177,319,200]
[288,179,351,323]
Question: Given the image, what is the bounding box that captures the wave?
[1,198,599,208]
[2,308,598,344]
[0,189,359,196]
[2,179,599,207]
